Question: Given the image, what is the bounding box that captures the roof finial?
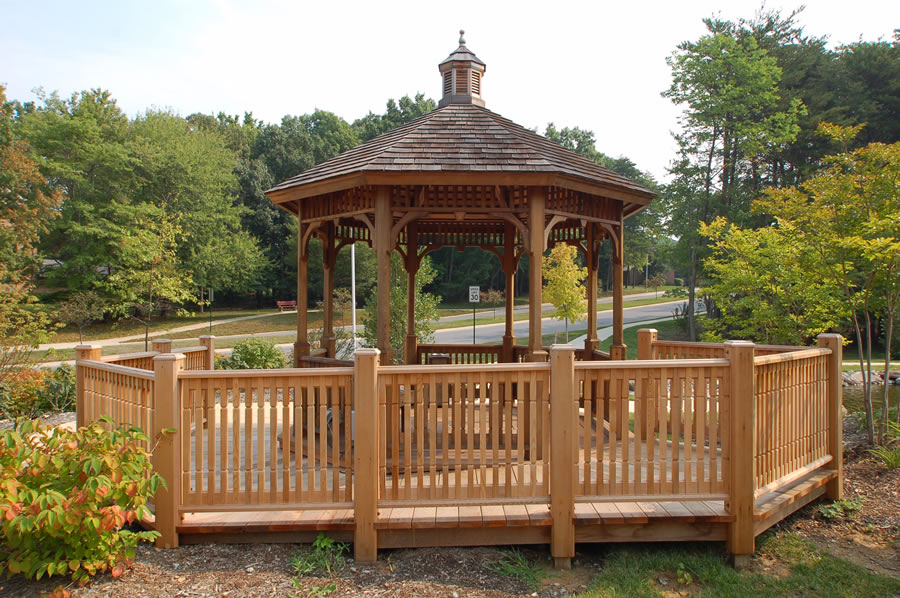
[459,29,466,46]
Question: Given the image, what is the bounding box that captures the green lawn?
[574,533,899,597]
[50,308,275,343]
[597,318,689,359]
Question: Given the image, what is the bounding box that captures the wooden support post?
[151,338,172,353]
[199,335,215,370]
[502,222,517,362]
[611,206,626,360]
[725,340,756,566]
[528,187,547,362]
[152,353,184,549]
[818,333,843,500]
[550,345,576,568]
[405,221,418,364]
[353,348,380,562]
[584,224,599,355]
[375,186,393,364]
[75,345,101,429]
[322,222,337,358]
[295,202,310,366]
[637,328,657,361]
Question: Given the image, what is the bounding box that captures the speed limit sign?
[469,286,480,303]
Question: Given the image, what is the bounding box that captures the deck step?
[574,500,733,525]
[376,504,552,529]
[754,468,836,523]
[176,508,354,534]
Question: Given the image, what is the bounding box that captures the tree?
[104,206,195,350]
[542,244,587,341]
[647,273,667,298]
[361,253,441,362]
[58,291,107,344]
[662,22,804,339]
[736,123,899,444]
[0,85,62,386]
[482,289,504,318]
[699,217,845,345]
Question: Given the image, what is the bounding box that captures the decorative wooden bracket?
[543,214,566,249]
[354,213,375,238]
[300,221,323,256]
[490,212,530,252]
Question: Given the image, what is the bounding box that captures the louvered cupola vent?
[438,30,486,108]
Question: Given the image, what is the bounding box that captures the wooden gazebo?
[266,32,655,365]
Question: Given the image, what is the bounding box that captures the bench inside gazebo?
[73,34,844,569]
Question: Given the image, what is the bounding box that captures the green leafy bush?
[0,365,77,420]
[36,364,76,413]
[217,338,288,370]
[0,418,163,583]
[292,533,348,577]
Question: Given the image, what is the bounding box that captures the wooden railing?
[94,336,216,372]
[650,338,806,360]
[574,359,730,500]
[75,334,843,562]
[299,355,354,368]
[416,344,502,364]
[178,367,355,509]
[752,348,832,496]
[76,359,155,448]
[376,362,552,502]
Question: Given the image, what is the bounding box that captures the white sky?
[2,0,896,182]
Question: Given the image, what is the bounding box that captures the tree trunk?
[687,250,698,342]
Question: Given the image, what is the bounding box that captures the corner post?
[151,338,172,354]
[584,224,600,354]
[295,201,311,366]
[374,186,393,364]
[637,329,658,361]
[818,333,843,500]
[725,340,756,566]
[75,345,102,429]
[353,348,380,562]
[199,335,215,370]
[405,220,419,365]
[502,222,517,362]
[527,186,547,362]
[611,206,626,360]
[152,352,184,549]
[549,345,576,569]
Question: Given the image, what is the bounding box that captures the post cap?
[152,353,185,362]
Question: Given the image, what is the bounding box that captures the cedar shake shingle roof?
[267,103,655,200]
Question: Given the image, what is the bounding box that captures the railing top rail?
[754,343,808,353]
[77,359,156,380]
[178,366,354,379]
[101,351,157,363]
[381,361,551,375]
[652,340,724,348]
[575,358,730,370]
[178,345,207,353]
[754,347,830,366]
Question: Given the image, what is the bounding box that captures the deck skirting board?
[379,526,551,549]
[575,521,727,543]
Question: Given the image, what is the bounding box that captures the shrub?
[36,364,76,413]
[673,277,684,286]
[0,365,77,420]
[0,418,163,583]
[217,338,288,370]
[0,368,47,420]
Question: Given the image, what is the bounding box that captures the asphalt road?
[434,299,687,344]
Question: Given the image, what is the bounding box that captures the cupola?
[438,30,486,108]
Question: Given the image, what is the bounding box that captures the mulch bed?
[2,417,898,597]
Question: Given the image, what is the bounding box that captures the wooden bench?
[276,300,297,312]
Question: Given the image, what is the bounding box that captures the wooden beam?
[353,349,380,562]
[528,187,547,361]
[584,223,599,354]
[550,346,576,568]
[502,223,517,362]
[610,205,625,360]
[375,186,393,363]
[294,203,310,365]
[321,222,337,358]
[405,220,419,364]
[726,340,756,565]
[818,333,843,500]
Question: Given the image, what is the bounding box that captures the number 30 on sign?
[469,286,480,303]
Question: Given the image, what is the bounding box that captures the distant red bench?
[276,300,297,312]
